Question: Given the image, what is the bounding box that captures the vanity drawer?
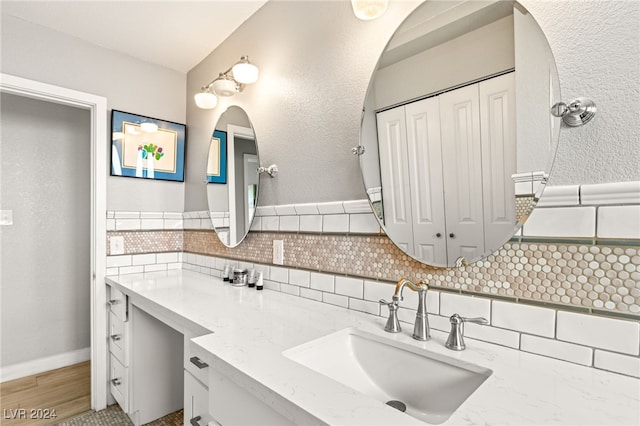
[110,354,129,412]
[109,311,129,365]
[185,339,210,387]
[108,285,128,321]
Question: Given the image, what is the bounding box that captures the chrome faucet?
[445,314,488,351]
[380,278,430,341]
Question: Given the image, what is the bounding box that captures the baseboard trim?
[0,347,90,382]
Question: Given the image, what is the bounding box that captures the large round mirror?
[360,0,561,268]
[207,106,259,247]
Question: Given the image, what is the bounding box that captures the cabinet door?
[185,371,214,426]
[376,107,414,254]
[404,97,447,264]
[480,73,517,251]
[439,84,485,265]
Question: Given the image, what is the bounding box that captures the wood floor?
[0,361,91,426]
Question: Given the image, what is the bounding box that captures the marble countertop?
[107,270,639,426]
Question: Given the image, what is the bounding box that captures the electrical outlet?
[110,236,125,255]
[273,240,284,265]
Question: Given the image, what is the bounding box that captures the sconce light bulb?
[195,91,218,109]
[351,0,388,20]
[232,60,259,84]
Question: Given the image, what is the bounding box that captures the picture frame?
[110,110,186,182]
[207,130,227,184]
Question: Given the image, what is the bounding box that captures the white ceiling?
[1,0,269,73]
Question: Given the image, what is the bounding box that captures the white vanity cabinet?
[184,332,216,426]
[106,283,185,426]
[107,285,130,412]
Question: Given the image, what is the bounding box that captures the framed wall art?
[110,110,186,182]
[207,130,227,184]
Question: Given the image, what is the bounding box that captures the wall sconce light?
[551,98,597,127]
[194,56,259,109]
[351,0,389,20]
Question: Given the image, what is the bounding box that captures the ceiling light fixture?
[351,0,389,20]
[194,55,259,109]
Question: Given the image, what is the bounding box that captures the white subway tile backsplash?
[275,205,297,216]
[250,216,262,231]
[597,206,640,239]
[537,185,580,207]
[594,350,640,378]
[300,287,323,302]
[465,323,521,349]
[428,314,451,332]
[164,219,183,229]
[144,264,167,273]
[440,293,491,319]
[515,181,533,196]
[263,280,281,292]
[397,307,417,325]
[316,202,345,215]
[492,301,556,337]
[157,252,179,263]
[279,215,300,232]
[521,335,592,365]
[343,200,372,214]
[116,219,141,231]
[107,219,116,231]
[522,207,596,238]
[557,311,640,355]
[270,266,289,283]
[294,203,320,215]
[280,283,301,297]
[310,273,335,293]
[349,298,380,316]
[323,214,349,233]
[256,206,277,216]
[349,213,380,234]
[299,215,323,233]
[289,269,311,287]
[119,265,144,275]
[106,255,132,268]
[261,216,279,231]
[335,276,364,299]
[114,211,140,219]
[363,280,395,302]
[323,292,349,308]
[140,212,163,219]
[581,181,640,205]
[141,219,164,230]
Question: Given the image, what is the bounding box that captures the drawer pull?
[190,356,209,369]
[190,416,203,426]
[111,378,121,386]
[108,299,121,306]
[110,334,122,342]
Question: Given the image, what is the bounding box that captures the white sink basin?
[283,328,492,424]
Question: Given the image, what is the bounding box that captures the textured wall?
[1,15,188,212]
[185,0,640,210]
[1,95,91,366]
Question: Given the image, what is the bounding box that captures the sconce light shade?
[194,91,218,109]
[232,56,259,84]
[212,77,237,97]
[351,0,388,20]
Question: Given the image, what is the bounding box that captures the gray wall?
[1,14,187,212]
[185,0,639,211]
[1,94,90,366]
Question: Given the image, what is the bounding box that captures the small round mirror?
[207,106,259,247]
[359,0,561,267]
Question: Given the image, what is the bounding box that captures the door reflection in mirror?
[207,106,259,248]
[359,0,560,268]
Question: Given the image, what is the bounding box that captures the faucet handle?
[379,299,401,333]
[445,313,488,351]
